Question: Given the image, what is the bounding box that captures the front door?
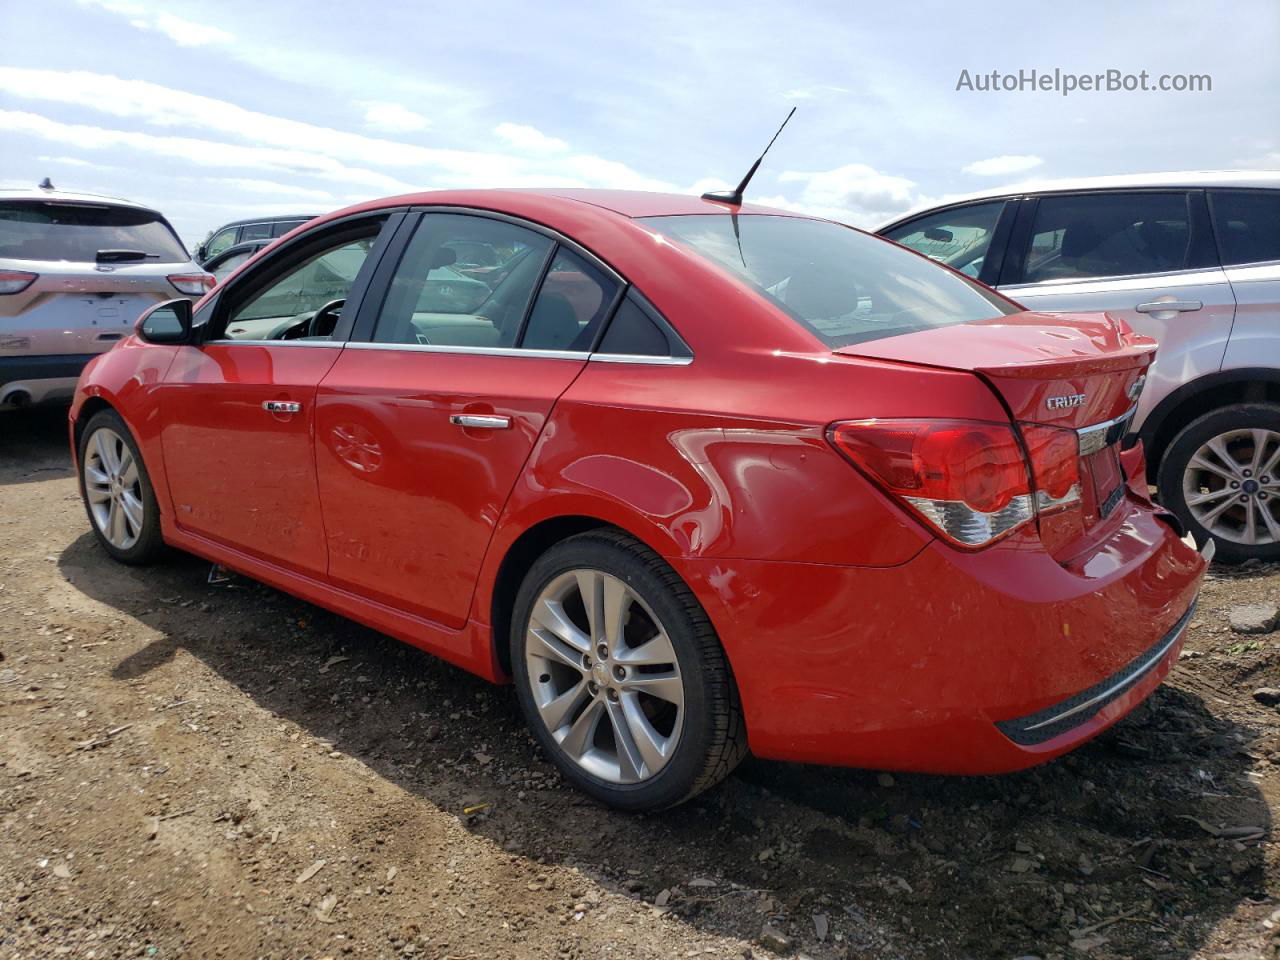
[998,190,1237,425]
[158,215,392,576]
[314,211,622,627]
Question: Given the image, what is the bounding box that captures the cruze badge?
[1046,394,1087,410]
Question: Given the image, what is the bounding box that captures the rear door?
[314,210,622,628]
[1212,189,1280,371]
[157,213,398,577]
[997,190,1236,426]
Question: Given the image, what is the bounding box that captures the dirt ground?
[2,407,1279,960]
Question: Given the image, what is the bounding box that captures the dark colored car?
[195,214,316,266]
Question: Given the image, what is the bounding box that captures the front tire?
[1157,403,1280,564]
[510,530,747,811]
[78,409,165,565]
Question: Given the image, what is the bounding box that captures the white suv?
[879,171,1280,563]
[0,182,213,409]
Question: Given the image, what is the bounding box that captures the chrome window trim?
[1001,265,1227,292]
[588,353,693,366]
[204,338,342,348]
[340,340,693,365]
[1076,404,1138,456]
[344,341,588,361]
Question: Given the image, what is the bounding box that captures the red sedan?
[69,189,1207,810]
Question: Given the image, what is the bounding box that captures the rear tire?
[510,530,747,811]
[1157,403,1280,564]
[78,409,165,565]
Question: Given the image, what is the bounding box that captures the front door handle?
[263,400,302,414]
[450,413,511,430]
[1135,299,1202,314]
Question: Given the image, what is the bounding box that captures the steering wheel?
[306,298,346,339]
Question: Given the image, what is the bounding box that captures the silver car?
[879,171,1280,563]
[0,182,212,409]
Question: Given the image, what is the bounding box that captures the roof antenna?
[38,177,55,191]
[701,107,796,207]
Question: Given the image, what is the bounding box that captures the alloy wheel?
[84,428,145,550]
[524,569,685,784]
[1182,428,1280,545]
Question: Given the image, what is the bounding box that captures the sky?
[1,0,1276,249]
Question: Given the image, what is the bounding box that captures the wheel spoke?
[85,464,110,486]
[1200,494,1239,528]
[1260,501,1280,541]
[87,484,112,504]
[94,430,117,475]
[527,624,586,672]
[1249,430,1270,475]
[601,575,630,653]
[1245,499,1259,544]
[119,454,138,489]
[1259,444,1280,481]
[604,698,646,782]
[619,692,670,773]
[557,698,604,759]
[575,570,603,644]
[538,681,590,732]
[108,498,126,544]
[619,670,683,704]
[615,629,678,668]
[1186,487,1234,507]
[1205,436,1240,475]
[1188,454,1236,483]
[120,490,144,534]
[529,597,589,653]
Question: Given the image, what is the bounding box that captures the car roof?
[306,188,805,236]
[0,186,158,210]
[210,213,320,231]
[878,169,1280,229]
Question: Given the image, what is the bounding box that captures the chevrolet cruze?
[69,189,1208,810]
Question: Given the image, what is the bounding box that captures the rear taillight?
[828,418,1081,548]
[1022,424,1082,513]
[168,273,216,296]
[0,271,37,295]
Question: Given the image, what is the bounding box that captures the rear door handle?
[262,400,302,414]
[1135,299,1202,314]
[450,413,511,430]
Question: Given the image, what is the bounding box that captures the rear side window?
[372,214,553,348]
[882,201,1006,279]
[1210,190,1280,266]
[204,227,237,258]
[0,201,189,263]
[271,219,309,238]
[1021,192,1190,283]
[598,296,681,356]
[641,214,1018,349]
[522,249,619,351]
[240,222,273,243]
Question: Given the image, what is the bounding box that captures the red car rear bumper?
[675,499,1205,773]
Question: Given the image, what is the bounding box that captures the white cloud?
[200,178,336,202]
[362,102,430,133]
[781,85,849,100]
[961,154,1044,177]
[76,0,233,47]
[0,70,679,196]
[1,110,423,194]
[770,163,921,225]
[36,155,98,168]
[493,122,568,154]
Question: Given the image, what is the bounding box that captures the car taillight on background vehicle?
[828,418,1080,548]
[0,271,37,295]
[168,273,216,295]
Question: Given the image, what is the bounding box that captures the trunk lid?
[836,311,1156,559]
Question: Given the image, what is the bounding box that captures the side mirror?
[136,298,194,345]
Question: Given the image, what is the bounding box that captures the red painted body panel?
[313,349,587,627]
[70,188,1209,777]
[158,344,340,577]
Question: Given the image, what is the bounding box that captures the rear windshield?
[0,201,189,264]
[641,214,1019,347]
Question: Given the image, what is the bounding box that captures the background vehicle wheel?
[78,409,165,565]
[510,530,747,811]
[1157,403,1280,564]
